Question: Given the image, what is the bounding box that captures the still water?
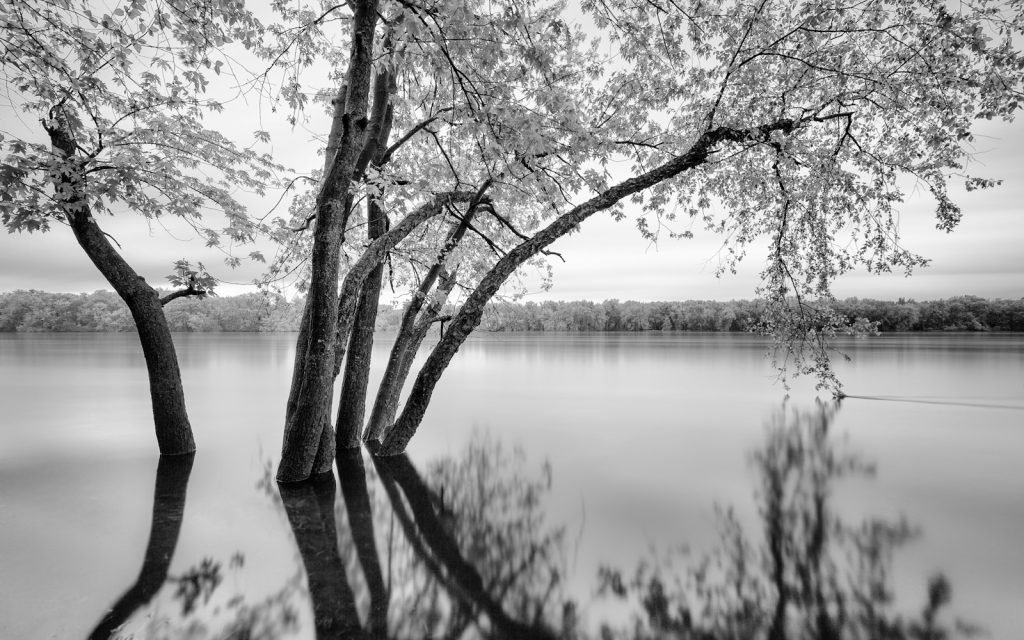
[0,332,1022,638]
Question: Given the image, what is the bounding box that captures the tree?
[0,1,277,454]
[262,0,1024,480]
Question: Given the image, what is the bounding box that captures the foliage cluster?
[3,290,1021,334]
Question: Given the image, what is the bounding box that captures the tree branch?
[160,286,206,306]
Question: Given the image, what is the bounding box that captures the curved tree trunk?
[377,121,798,455]
[48,121,195,455]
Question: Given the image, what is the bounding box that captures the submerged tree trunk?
[334,204,386,448]
[278,0,382,483]
[48,122,195,455]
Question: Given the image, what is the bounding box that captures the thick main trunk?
[278,0,382,483]
[376,122,798,455]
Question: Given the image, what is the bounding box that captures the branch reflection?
[596,403,977,639]
[91,405,974,639]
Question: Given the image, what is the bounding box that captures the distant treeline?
[1,289,1023,333]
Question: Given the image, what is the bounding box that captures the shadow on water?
[90,406,982,639]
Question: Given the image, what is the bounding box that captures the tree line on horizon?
[2,289,1022,334]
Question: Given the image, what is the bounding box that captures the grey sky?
[1,12,1022,303]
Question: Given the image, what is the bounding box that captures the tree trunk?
[365,203,482,445]
[67,211,196,454]
[47,117,196,455]
[376,122,798,455]
[364,268,457,447]
[335,201,387,448]
[278,0,382,483]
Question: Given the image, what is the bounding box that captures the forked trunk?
[365,268,458,446]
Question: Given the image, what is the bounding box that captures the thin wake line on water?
[841,394,1024,411]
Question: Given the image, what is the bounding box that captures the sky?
[1,10,1022,304]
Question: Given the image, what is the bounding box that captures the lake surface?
[1,332,1022,638]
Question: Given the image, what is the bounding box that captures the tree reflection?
[596,403,978,640]
[91,408,975,639]
[276,434,567,638]
[89,453,195,640]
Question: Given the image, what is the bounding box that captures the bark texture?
[335,83,394,448]
[278,0,382,482]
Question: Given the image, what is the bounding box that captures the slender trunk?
[365,268,458,446]
[71,212,196,454]
[278,0,381,483]
[89,454,195,639]
[334,232,385,446]
[377,122,796,455]
[365,202,482,445]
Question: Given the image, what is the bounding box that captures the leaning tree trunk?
[364,266,458,447]
[364,197,485,446]
[48,122,195,455]
[377,120,800,455]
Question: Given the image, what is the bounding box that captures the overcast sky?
[2,24,1022,303]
